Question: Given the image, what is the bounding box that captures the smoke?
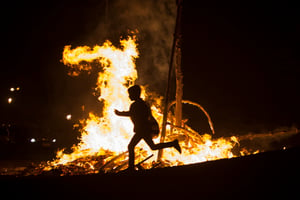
[86,0,176,93]
[236,126,300,154]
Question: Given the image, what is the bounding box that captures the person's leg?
[128,134,142,170]
[143,135,181,153]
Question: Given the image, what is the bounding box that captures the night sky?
[182,1,299,134]
[1,0,299,141]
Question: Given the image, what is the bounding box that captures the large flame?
[49,35,240,172]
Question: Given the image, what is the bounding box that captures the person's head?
[128,85,141,101]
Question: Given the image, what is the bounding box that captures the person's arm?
[114,109,130,117]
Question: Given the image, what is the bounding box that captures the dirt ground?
[0,146,299,200]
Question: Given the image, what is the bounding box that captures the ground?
[0,146,299,199]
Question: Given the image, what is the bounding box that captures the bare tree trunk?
[175,35,183,127]
[158,0,183,161]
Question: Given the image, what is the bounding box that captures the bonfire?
[18,34,238,175]
[5,33,297,177]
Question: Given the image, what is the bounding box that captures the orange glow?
[66,114,72,120]
[8,97,13,104]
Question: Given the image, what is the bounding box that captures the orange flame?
[49,35,241,172]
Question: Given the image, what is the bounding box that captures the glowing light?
[9,87,20,92]
[8,98,13,104]
[52,139,57,143]
[66,114,72,120]
[30,138,36,143]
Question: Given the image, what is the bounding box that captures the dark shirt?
[129,98,151,133]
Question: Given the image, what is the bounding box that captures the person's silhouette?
[115,85,181,171]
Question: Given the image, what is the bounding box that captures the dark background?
[181,1,299,135]
[1,0,299,145]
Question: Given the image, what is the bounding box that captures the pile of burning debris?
[20,128,238,176]
[1,125,298,177]
[22,152,159,176]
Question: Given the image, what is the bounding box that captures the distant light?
[30,138,36,143]
[66,114,72,120]
[8,98,13,104]
[283,146,286,150]
[52,139,56,143]
[9,87,20,92]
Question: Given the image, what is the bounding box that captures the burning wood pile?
[7,127,298,176]
[7,126,296,177]
[22,133,239,176]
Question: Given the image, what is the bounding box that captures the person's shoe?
[173,139,182,154]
